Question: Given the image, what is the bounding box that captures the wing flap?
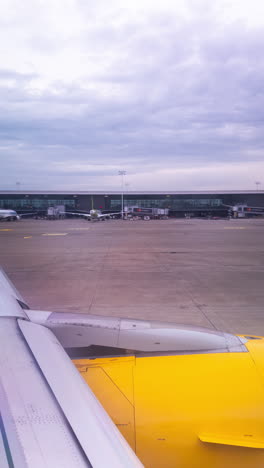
[0,318,89,468]
[18,319,143,468]
[199,433,264,449]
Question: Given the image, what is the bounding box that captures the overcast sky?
[1,0,264,191]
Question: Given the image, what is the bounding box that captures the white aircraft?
[66,209,121,220]
[0,209,20,221]
[0,209,36,221]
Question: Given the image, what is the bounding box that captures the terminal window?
[110,198,223,209]
[0,198,76,209]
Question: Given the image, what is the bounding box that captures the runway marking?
[68,228,90,231]
[0,229,13,231]
[24,236,32,239]
[224,227,246,230]
[42,233,68,236]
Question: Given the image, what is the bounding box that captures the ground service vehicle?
[125,206,169,220]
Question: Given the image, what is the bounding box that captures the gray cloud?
[0,1,264,190]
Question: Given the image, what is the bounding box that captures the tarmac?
[1,217,264,335]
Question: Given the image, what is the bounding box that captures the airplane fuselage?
[0,209,20,220]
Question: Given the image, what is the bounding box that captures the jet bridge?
[232,204,264,218]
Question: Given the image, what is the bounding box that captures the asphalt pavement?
[1,217,264,335]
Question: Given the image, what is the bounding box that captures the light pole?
[118,170,126,219]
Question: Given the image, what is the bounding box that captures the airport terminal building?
[1,190,264,217]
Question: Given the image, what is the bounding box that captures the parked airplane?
[1,268,264,467]
[0,209,36,221]
[0,209,20,221]
[66,209,121,220]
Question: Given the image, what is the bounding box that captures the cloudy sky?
[1,0,264,191]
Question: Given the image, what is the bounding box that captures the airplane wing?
[18,212,38,217]
[244,205,264,210]
[65,211,121,219]
[1,268,260,467]
[65,211,91,218]
[97,212,121,218]
[0,271,143,468]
